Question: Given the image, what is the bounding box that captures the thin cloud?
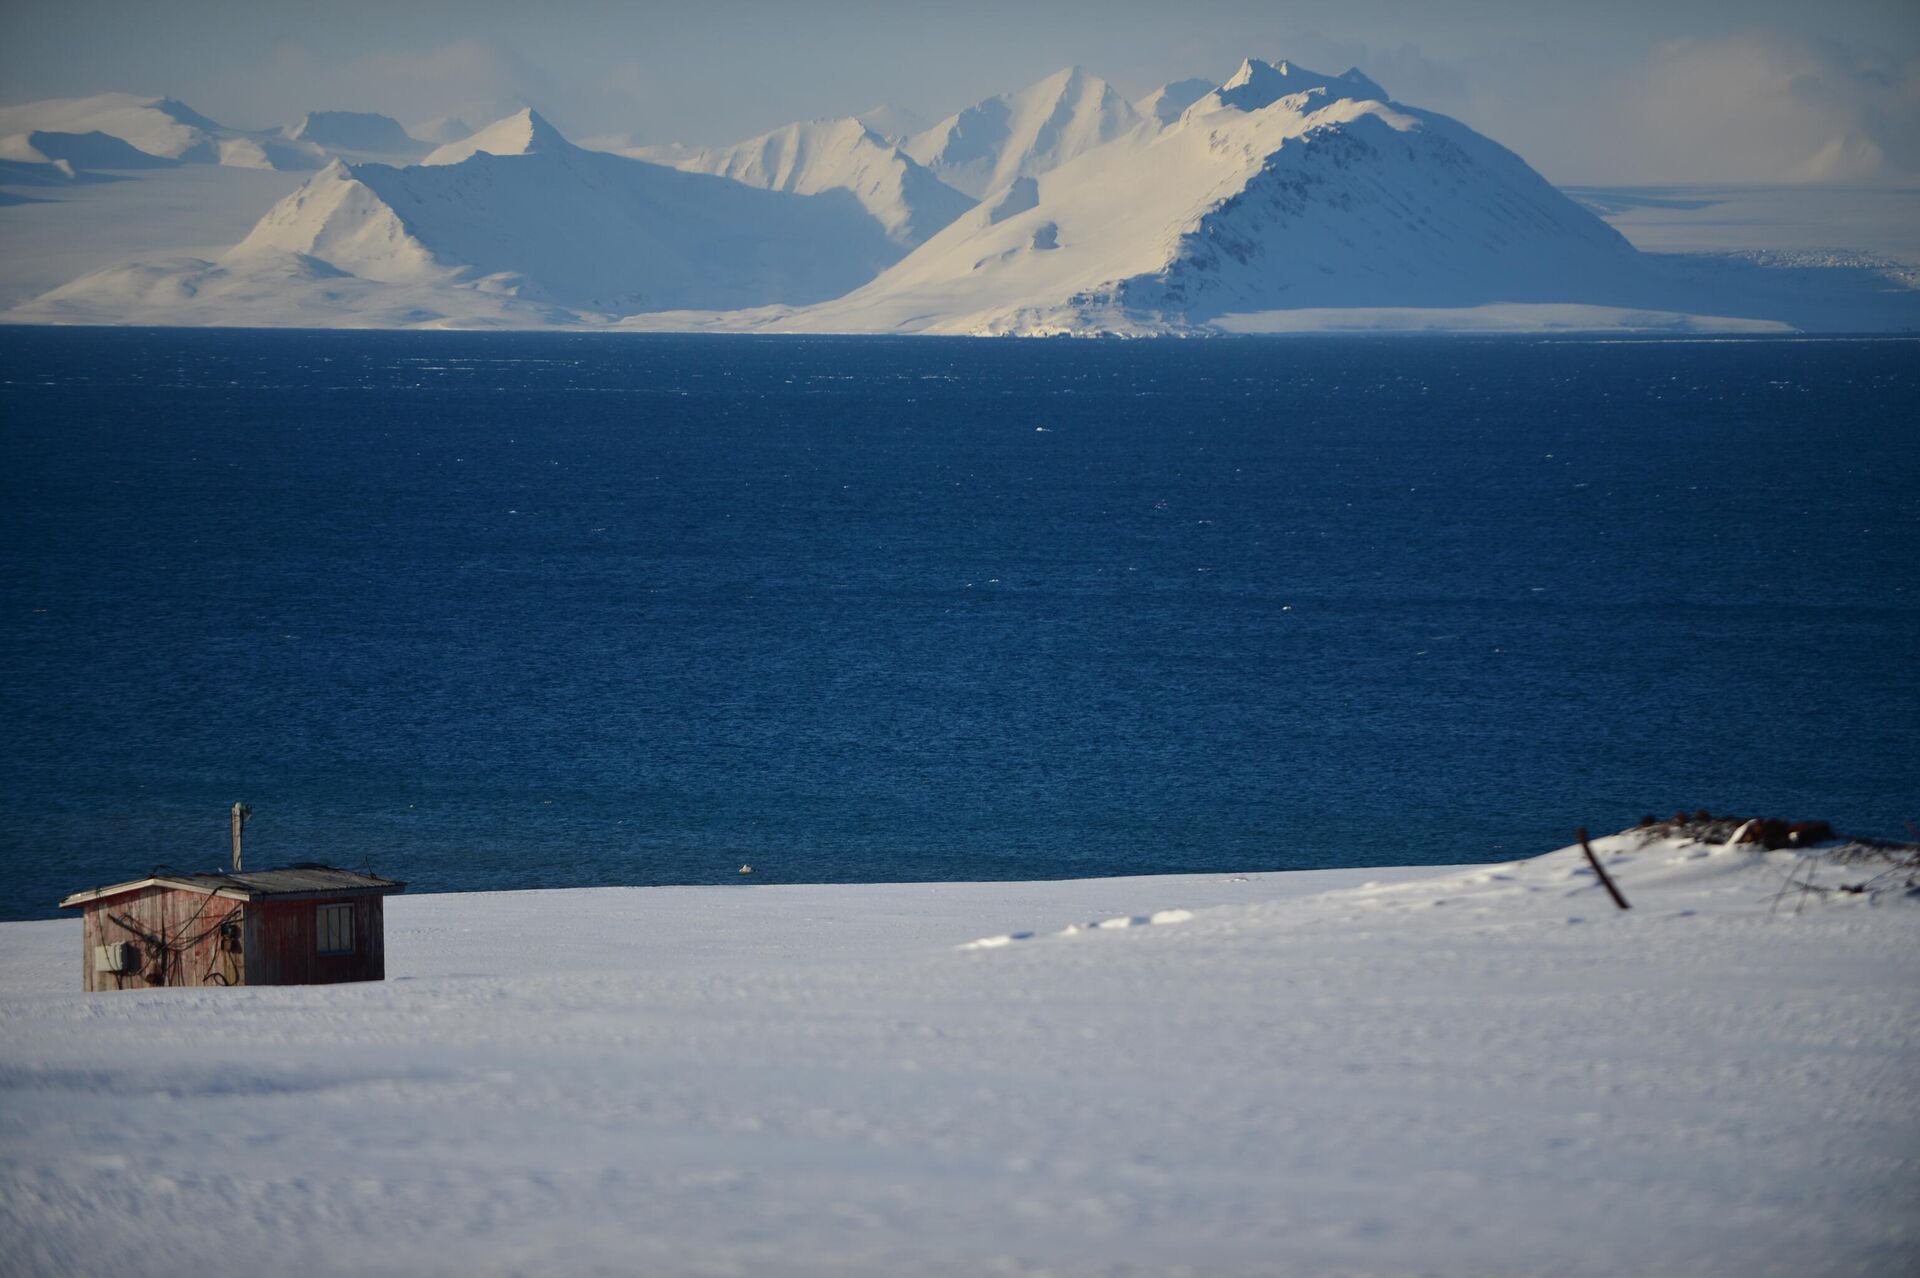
[1627,31,1919,183]
[345,40,549,133]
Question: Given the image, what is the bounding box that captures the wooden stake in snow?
[1576,827,1630,910]
[231,802,251,873]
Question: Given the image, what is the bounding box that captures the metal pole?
[1576,827,1631,910]
[231,802,250,873]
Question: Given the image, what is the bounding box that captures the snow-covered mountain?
[624,117,972,247]
[789,59,1646,334]
[285,110,429,158]
[219,108,901,313]
[853,102,927,144]
[901,66,1145,199]
[419,108,563,166]
[0,93,323,170]
[1202,58,1387,114]
[6,59,1916,334]
[1138,78,1216,127]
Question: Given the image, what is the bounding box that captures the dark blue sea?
[2,328,1915,920]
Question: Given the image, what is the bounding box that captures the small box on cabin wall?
[94,941,139,974]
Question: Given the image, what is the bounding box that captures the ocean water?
[1,328,1915,920]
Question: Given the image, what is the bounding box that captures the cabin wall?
[80,886,245,991]
[243,895,385,986]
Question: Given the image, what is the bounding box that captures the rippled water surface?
[2,329,1915,918]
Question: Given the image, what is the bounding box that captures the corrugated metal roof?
[61,864,405,908]
[194,866,406,896]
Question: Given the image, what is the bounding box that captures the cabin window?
[317,903,354,955]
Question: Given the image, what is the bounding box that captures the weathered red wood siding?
[80,885,246,991]
[79,888,386,990]
[243,894,385,986]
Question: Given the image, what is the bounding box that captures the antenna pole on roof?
[231,802,251,873]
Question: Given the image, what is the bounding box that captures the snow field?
[2,832,1914,1276]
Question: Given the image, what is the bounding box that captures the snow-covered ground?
[3,829,1914,1276]
[1566,185,1920,269]
[1210,302,1793,335]
[0,165,307,310]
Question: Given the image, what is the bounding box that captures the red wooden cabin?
[59,865,405,991]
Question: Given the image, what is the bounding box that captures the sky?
[2,0,1917,184]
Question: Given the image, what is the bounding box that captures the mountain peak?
[854,102,927,143]
[504,107,565,146]
[1210,58,1387,114]
[623,113,972,249]
[902,65,1142,199]
[1032,65,1112,105]
[419,107,569,166]
[149,97,224,132]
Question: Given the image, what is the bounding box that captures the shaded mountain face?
[18,130,180,170]
[1138,78,1216,126]
[625,116,973,247]
[797,60,1640,334]
[228,111,903,313]
[286,111,428,157]
[901,66,1145,199]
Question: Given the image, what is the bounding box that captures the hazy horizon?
[3,0,1918,185]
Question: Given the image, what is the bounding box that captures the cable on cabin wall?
[106,895,243,987]
[203,916,243,985]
